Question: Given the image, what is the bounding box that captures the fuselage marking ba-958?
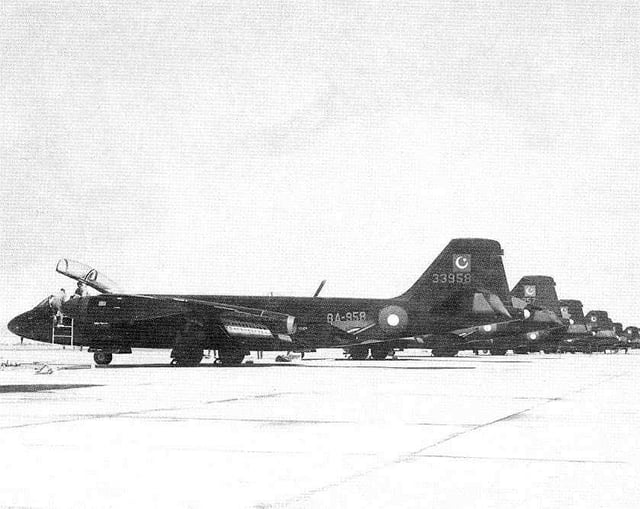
[327,311,367,323]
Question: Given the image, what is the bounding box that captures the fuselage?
[8,293,506,352]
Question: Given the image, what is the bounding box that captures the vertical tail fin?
[397,239,509,307]
[558,299,585,323]
[584,310,613,331]
[510,276,561,315]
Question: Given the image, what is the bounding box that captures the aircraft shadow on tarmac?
[99,362,475,370]
[0,384,102,393]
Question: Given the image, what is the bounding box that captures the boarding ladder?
[51,315,74,347]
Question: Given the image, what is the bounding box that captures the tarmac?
[1,339,640,508]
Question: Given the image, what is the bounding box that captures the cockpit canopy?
[56,259,121,294]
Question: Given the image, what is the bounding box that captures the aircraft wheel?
[370,347,392,360]
[489,349,507,356]
[348,347,369,360]
[432,348,458,357]
[218,348,246,366]
[513,347,528,355]
[171,321,206,366]
[94,351,113,365]
[172,352,203,367]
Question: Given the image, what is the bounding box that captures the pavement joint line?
[110,415,479,427]
[271,371,621,508]
[413,453,625,464]
[13,443,387,456]
[126,416,356,424]
[0,391,295,430]
[280,389,559,401]
[265,407,540,509]
[203,391,298,405]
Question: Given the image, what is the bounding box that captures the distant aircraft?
[501,275,566,354]
[622,326,640,348]
[556,299,596,353]
[584,310,626,353]
[440,274,565,356]
[556,304,624,353]
[8,239,520,366]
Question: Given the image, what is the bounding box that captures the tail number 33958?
[432,273,471,284]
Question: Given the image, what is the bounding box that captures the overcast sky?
[1,1,638,330]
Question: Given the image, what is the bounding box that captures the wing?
[62,294,298,342]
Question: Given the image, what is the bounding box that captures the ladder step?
[51,316,74,346]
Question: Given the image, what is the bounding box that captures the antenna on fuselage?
[313,280,326,298]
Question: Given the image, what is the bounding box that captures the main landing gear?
[346,346,394,360]
[171,321,205,367]
[170,350,204,367]
[347,346,369,360]
[93,351,113,365]
[370,346,394,360]
[431,347,459,357]
[216,347,248,366]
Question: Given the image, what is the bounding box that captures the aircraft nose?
[7,307,52,342]
[7,315,24,336]
[7,312,36,338]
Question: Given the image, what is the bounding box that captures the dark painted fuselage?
[8,293,505,352]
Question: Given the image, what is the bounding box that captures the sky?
[1,1,639,331]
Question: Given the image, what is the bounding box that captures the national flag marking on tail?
[453,254,471,273]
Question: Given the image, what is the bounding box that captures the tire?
[370,347,392,360]
[171,321,205,366]
[218,348,246,366]
[172,353,203,367]
[348,347,369,360]
[432,348,458,357]
[94,351,113,365]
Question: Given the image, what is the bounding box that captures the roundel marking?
[591,315,597,322]
[378,305,408,334]
[524,286,536,296]
[455,256,469,270]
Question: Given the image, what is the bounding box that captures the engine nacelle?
[262,313,297,335]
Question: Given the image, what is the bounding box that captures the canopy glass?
[56,259,121,294]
